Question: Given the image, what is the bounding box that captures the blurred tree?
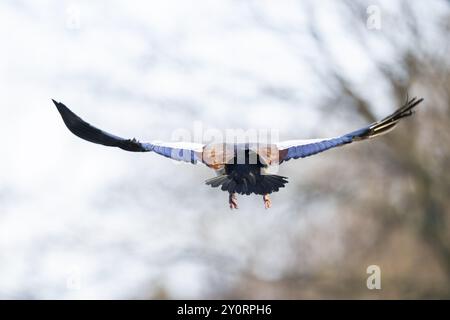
[229,0,450,299]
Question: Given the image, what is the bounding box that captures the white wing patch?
[276,139,327,150]
[150,141,204,152]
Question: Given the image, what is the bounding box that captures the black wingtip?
[51,99,73,118]
[402,96,424,117]
[52,99,64,111]
[51,98,84,130]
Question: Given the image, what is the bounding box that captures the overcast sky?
[0,0,447,299]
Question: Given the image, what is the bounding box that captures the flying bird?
[52,97,423,209]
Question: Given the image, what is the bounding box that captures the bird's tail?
[205,174,288,195]
[256,174,289,195]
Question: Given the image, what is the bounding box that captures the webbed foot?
[229,193,238,210]
[263,194,271,209]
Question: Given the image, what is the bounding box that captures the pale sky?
[0,0,447,299]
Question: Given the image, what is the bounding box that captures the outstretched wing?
[52,100,204,164]
[277,97,424,162]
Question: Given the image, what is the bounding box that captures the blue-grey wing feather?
[52,99,203,163]
[278,97,423,162]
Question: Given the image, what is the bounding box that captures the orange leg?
[229,193,238,210]
[263,194,271,209]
